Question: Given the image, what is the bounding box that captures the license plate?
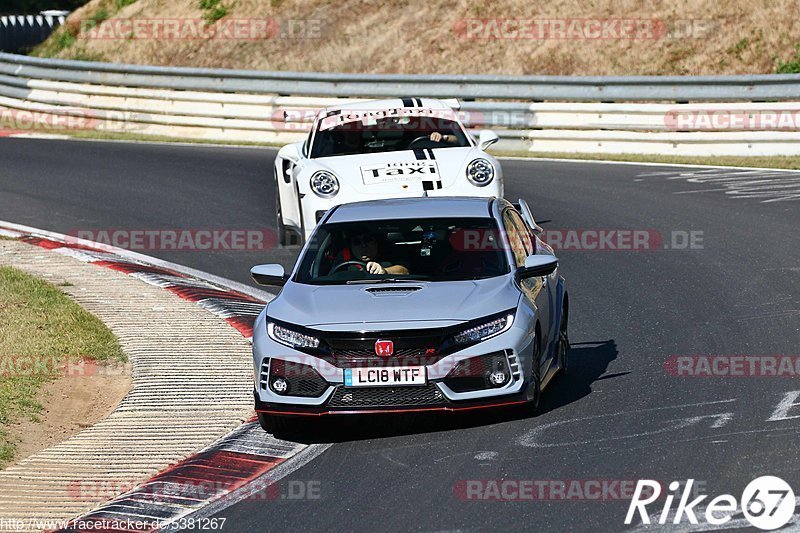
[344,366,426,387]
[360,161,439,185]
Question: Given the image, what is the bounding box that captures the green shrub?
[89,7,109,24]
[198,0,229,22]
[776,45,800,73]
[69,48,106,62]
[727,38,749,60]
[29,26,76,56]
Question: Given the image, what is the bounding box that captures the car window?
[507,210,533,254]
[502,210,529,268]
[294,218,510,285]
[310,115,469,158]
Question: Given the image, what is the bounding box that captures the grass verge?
[0,266,124,466]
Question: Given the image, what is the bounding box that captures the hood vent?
[365,286,422,296]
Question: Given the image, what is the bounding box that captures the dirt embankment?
[32,0,800,75]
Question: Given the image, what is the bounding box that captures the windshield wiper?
[345,278,427,284]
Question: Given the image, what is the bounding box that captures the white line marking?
[516,399,737,448]
[637,168,800,202]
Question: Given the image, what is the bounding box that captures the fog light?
[271,377,288,394]
[488,370,508,387]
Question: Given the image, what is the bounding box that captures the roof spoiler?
[282,109,318,123]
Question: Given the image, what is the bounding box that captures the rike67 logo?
[625,476,796,530]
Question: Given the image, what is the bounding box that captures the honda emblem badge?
[374,339,394,357]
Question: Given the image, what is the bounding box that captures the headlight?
[466,158,494,187]
[268,322,320,349]
[454,313,514,345]
[310,171,339,198]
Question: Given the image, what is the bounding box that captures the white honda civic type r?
[273,97,503,245]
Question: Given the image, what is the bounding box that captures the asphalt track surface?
[1,138,799,532]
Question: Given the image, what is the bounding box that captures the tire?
[527,333,542,412]
[555,306,570,377]
[258,412,294,435]
[276,191,289,246]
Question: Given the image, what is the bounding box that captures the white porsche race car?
[273,98,503,245]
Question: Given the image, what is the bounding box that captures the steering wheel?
[331,260,368,274]
[408,135,440,149]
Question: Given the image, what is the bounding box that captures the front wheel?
[555,307,570,377]
[276,192,289,246]
[527,334,542,412]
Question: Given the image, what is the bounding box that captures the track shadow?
[536,339,621,416]
[281,339,620,444]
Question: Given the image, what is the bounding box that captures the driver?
[337,128,362,153]
[429,131,458,144]
[339,231,409,275]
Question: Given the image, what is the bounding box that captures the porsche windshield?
[309,113,470,158]
[294,218,511,285]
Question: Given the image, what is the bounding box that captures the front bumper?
[254,389,528,416]
[252,316,534,415]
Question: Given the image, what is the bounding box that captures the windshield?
[310,112,470,158]
[293,218,510,285]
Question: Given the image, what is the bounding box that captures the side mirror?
[251,264,288,286]
[277,143,301,163]
[478,129,499,150]
[517,255,558,279]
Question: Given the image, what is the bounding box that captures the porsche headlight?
[310,171,339,198]
[268,322,320,349]
[454,313,514,345]
[466,158,494,187]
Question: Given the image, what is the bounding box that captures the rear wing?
[441,98,461,110]
[282,109,319,123]
[513,199,543,234]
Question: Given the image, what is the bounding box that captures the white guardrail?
[1,53,800,155]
